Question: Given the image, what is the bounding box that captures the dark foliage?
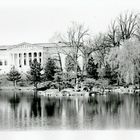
[7,67,21,87]
[104,63,118,85]
[86,57,98,79]
[27,59,43,88]
[44,58,57,81]
[65,55,81,73]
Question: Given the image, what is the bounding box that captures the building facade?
[0,42,84,74]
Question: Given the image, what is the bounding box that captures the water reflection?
[30,95,41,118]
[103,95,123,115]
[9,93,20,110]
[45,98,56,117]
[9,93,20,119]
[0,91,140,129]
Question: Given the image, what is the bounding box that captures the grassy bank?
[0,74,34,91]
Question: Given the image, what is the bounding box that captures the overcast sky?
[0,0,139,45]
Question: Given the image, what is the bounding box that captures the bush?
[44,58,57,81]
[95,79,109,89]
[7,66,21,87]
[82,78,109,91]
[83,78,96,90]
[63,72,76,81]
[53,72,75,90]
[86,57,98,79]
[27,59,42,89]
[62,81,74,88]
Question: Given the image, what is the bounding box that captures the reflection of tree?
[30,95,41,118]
[54,98,62,117]
[9,93,20,111]
[9,93,20,118]
[103,95,123,115]
[44,98,62,118]
[84,97,99,117]
[45,98,55,117]
[88,97,98,105]
[64,98,78,117]
[134,96,140,114]
[63,98,79,128]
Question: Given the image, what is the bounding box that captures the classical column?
[13,53,15,66]
[15,53,17,67]
[15,53,18,68]
[9,54,11,66]
[41,52,43,66]
[37,52,39,63]
[31,52,34,62]
[19,53,21,67]
[2,59,4,66]
[14,53,16,67]
[10,53,13,65]
[12,53,14,66]
[19,53,22,67]
[22,53,24,67]
[17,53,19,68]
[27,53,29,66]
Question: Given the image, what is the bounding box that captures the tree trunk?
[75,48,78,84]
[83,56,88,76]
[14,80,16,88]
[58,82,61,91]
[34,82,38,90]
[75,64,78,83]
[117,74,120,86]
[139,77,140,89]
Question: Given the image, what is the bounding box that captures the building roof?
[0,42,66,50]
[0,45,13,50]
[33,42,65,48]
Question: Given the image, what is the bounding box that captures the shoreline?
[0,86,34,92]
[0,85,140,96]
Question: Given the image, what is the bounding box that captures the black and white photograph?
[0,0,140,139]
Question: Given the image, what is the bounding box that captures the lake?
[0,91,140,130]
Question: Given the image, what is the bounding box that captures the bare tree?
[79,39,95,76]
[60,22,89,82]
[48,33,64,72]
[107,21,121,47]
[51,52,63,72]
[107,12,138,48]
[117,12,138,41]
[135,15,140,40]
[92,33,110,67]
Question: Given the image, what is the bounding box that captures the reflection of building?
[0,42,83,74]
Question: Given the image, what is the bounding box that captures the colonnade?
[11,52,43,68]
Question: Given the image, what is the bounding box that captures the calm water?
[0,91,140,130]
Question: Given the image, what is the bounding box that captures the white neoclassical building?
[0,42,84,74]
